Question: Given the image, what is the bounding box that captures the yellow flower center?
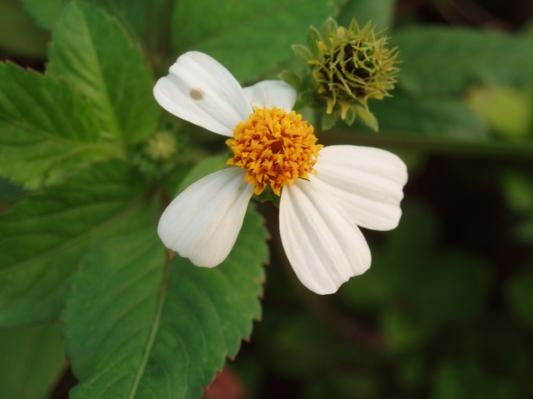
[226,107,322,196]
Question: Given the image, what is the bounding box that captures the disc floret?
[227,107,322,196]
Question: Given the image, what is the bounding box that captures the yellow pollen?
[226,107,322,196]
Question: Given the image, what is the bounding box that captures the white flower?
[154,51,408,295]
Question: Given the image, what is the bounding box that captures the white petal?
[243,80,297,111]
[279,180,371,295]
[157,167,253,267]
[153,51,252,136]
[312,145,408,231]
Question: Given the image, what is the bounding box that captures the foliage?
[0,0,532,398]
[64,207,266,399]
[48,2,159,144]
[0,323,65,399]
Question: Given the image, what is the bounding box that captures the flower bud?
[298,18,399,130]
[145,131,177,161]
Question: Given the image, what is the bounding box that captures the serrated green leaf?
[338,0,396,29]
[0,62,117,188]
[0,323,65,399]
[0,161,154,325]
[394,27,533,95]
[64,208,268,399]
[22,0,153,36]
[171,0,336,81]
[48,1,158,144]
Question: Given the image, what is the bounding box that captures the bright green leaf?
[48,1,158,144]
[0,323,65,399]
[0,161,154,325]
[22,0,153,37]
[394,27,533,95]
[0,62,116,188]
[171,0,336,81]
[64,208,268,399]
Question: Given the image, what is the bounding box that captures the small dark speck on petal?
[190,88,204,100]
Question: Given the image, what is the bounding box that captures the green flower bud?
[145,131,177,161]
[299,18,399,130]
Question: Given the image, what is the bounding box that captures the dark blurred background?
[231,1,533,398]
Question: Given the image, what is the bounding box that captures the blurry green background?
[1,0,532,398]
